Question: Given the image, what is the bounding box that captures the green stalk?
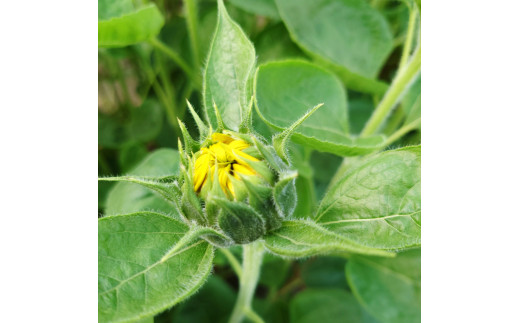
[398,4,418,73]
[382,105,405,135]
[156,51,177,110]
[244,308,265,323]
[220,248,242,279]
[229,241,264,323]
[360,45,421,137]
[152,81,180,134]
[148,37,201,89]
[184,0,201,70]
[383,118,421,147]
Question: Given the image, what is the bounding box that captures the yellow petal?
[210,142,234,163]
[212,133,234,144]
[194,154,211,191]
[228,140,249,151]
[233,163,256,176]
[233,149,259,162]
[194,152,211,170]
[193,171,207,192]
[227,179,235,197]
[218,164,231,192]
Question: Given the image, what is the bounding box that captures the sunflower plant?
[98,0,421,322]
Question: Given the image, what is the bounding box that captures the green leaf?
[255,24,303,64]
[309,151,343,200]
[346,249,421,323]
[300,257,348,289]
[228,0,280,20]
[98,212,214,322]
[275,0,393,93]
[255,60,386,156]
[263,220,393,258]
[99,4,165,48]
[105,149,181,215]
[203,0,256,131]
[349,94,376,135]
[316,146,421,250]
[290,289,378,323]
[118,143,148,173]
[98,0,133,20]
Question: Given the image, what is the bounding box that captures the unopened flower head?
[193,133,259,197]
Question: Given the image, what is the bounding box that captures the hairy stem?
[360,45,421,137]
[229,241,264,323]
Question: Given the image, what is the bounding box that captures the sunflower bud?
[175,102,319,246]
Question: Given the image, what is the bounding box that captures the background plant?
[98,0,421,322]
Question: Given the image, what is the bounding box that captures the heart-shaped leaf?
[263,220,393,258]
[98,212,214,322]
[255,60,386,156]
[203,0,256,130]
[316,146,421,250]
[275,0,393,93]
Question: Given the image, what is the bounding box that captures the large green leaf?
[263,220,393,258]
[255,60,385,156]
[290,289,378,323]
[255,24,303,64]
[300,257,348,289]
[316,146,421,250]
[98,0,133,20]
[275,0,393,94]
[203,0,256,130]
[99,3,164,48]
[349,94,375,135]
[346,249,421,323]
[98,212,214,322]
[105,149,180,215]
[228,0,280,20]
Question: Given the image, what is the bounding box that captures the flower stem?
[228,241,264,323]
[360,45,421,137]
